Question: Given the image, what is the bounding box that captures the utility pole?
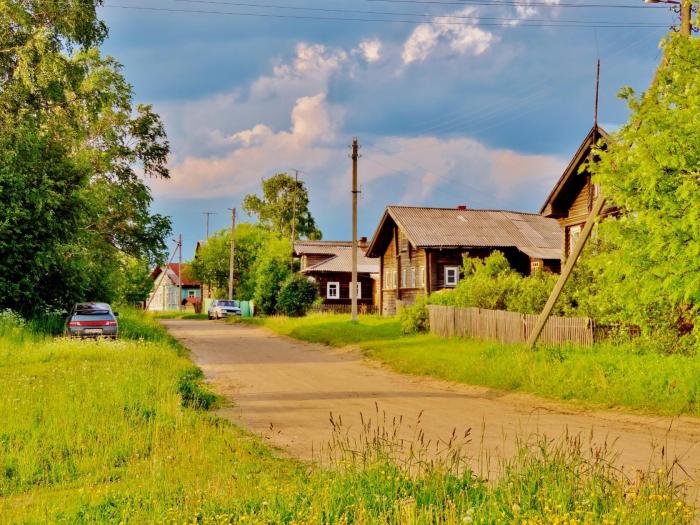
[228,207,236,301]
[351,138,360,322]
[203,211,216,239]
[177,234,183,311]
[680,0,692,36]
[291,170,299,245]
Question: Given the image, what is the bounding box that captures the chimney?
[456,205,467,210]
[359,236,368,247]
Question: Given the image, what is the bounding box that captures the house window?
[402,268,407,288]
[444,266,460,287]
[530,260,542,273]
[384,271,391,289]
[356,282,362,299]
[392,271,397,288]
[420,267,425,287]
[410,267,416,288]
[327,282,340,299]
[569,225,582,255]
[188,289,196,298]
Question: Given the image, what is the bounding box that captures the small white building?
[147,263,202,311]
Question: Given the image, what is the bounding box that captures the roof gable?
[540,125,608,217]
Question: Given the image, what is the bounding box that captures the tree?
[0,1,171,314]
[589,32,700,350]
[116,257,154,305]
[276,274,318,317]
[190,224,275,299]
[253,237,293,314]
[243,173,322,241]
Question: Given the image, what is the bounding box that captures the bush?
[253,238,292,315]
[400,295,429,334]
[276,274,318,317]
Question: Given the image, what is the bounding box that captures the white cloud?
[356,38,383,63]
[402,7,495,65]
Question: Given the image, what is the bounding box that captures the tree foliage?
[243,173,322,241]
[190,224,277,300]
[276,274,318,317]
[0,1,171,314]
[588,32,700,350]
[253,238,293,315]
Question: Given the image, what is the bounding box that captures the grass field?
[241,315,700,417]
[0,310,693,523]
[147,310,208,320]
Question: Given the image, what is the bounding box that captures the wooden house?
[365,206,562,316]
[540,125,617,259]
[147,263,202,311]
[293,240,380,309]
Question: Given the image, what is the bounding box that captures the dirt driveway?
[163,319,700,490]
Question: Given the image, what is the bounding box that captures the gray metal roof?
[367,206,562,259]
[300,246,379,274]
[294,240,354,256]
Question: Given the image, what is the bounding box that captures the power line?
[174,0,667,26]
[367,0,668,9]
[103,4,670,28]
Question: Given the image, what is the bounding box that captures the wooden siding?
[309,271,375,306]
[428,305,594,346]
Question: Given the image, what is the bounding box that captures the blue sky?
[98,0,673,259]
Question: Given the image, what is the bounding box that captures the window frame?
[569,224,583,255]
[402,268,407,288]
[392,271,398,288]
[444,266,460,287]
[410,267,416,288]
[356,282,362,299]
[327,281,340,299]
[420,267,426,287]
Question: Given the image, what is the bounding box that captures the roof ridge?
[387,205,544,217]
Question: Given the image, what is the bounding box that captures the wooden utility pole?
[291,170,299,245]
[228,207,236,301]
[680,0,692,37]
[177,234,183,311]
[351,138,360,322]
[203,211,216,239]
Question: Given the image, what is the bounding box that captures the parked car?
[66,302,119,339]
[208,299,241,319]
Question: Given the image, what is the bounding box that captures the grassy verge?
[0,310,693,523]
[239,315,700,417]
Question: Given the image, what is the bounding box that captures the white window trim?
[410,267,416,288]
[569,224,583,255]
[327,281,340,299]
[420,267,425,287]
[392,271,397,288]
[401,268,407,288]
[444,266,460,287]
[356,282,362,299]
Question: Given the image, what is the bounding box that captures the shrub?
[400,295,429,334]
[276,274,318,317]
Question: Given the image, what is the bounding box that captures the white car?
[208,299,241,319]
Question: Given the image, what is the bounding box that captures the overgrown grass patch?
[148,310,208,320]
[245,314,700,417]
[0,311,694,522]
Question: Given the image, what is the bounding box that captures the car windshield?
[218,301,236,307]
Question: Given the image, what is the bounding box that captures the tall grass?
[0,310,694,522]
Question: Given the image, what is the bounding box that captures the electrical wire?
[103,3,670,28]
[173,0,667,26]
[366,0,668,9]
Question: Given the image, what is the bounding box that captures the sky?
[98,0,674,259]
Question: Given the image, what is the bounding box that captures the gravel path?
[163,319,700,494]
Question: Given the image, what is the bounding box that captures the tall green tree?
[0,1,171,314]
[190,224,276,300]
[253,237,293,315]
[589,32,700,350]
[243,173,322,241]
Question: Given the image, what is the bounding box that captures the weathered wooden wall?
[428,305,594,346]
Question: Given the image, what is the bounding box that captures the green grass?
[240,315,700,417]
[0,311,693,523]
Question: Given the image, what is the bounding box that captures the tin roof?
[300,245,379,274]
[365,206,562,259]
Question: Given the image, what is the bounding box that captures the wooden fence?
[309,303,380,315]
[428,305,594,346]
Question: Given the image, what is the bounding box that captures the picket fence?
[427,305,595,346]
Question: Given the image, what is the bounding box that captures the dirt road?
[163,319,700,490]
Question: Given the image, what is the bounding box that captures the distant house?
[194,239,213,299]
[293,240,380,309]
[365,206,562,316]
[147,263,202,311]
[540,125,617,259]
